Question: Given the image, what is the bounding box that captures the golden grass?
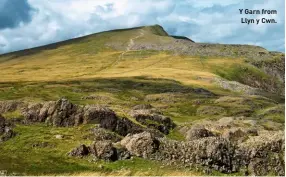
[0,49,242,91]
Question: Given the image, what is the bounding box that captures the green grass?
[167,129,185,141]
[2,110,23,119]
[0,124,200,176]
[215,63,284,95]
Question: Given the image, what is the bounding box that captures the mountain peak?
[142,24,169,36]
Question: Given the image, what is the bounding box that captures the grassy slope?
[0,25,284,175]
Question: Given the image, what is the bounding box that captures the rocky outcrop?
[119,130,284,176]
[120,132,160,158]
[20,99,163,137]
[129,105,176,134]
[0,100,26,114]
[110,117,145,136]
[0,114,16,142]
[234,130,284,176]
[22,99,118,127]
[20,99,148,136]
[68,141,131,161]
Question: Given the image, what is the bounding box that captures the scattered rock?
[55,135,64,139]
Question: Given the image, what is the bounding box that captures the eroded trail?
[97,29,145,74]
[120,29,145,59]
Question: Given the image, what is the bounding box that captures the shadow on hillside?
[0,76,216,101]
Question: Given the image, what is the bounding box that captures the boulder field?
[0,98,284,176]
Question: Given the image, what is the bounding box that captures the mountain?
[0,25,284,176]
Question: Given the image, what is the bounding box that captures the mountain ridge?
[0,24,279,57]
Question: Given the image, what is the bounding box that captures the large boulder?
[83,105,117,125]
[120,132,160,158]
[89,141,117,161]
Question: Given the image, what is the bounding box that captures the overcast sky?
[0,0,284,54]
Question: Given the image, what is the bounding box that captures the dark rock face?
[112,117,144,136]
[116,147,131,160]
[0,114,16,142]
[68,144,90,157]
